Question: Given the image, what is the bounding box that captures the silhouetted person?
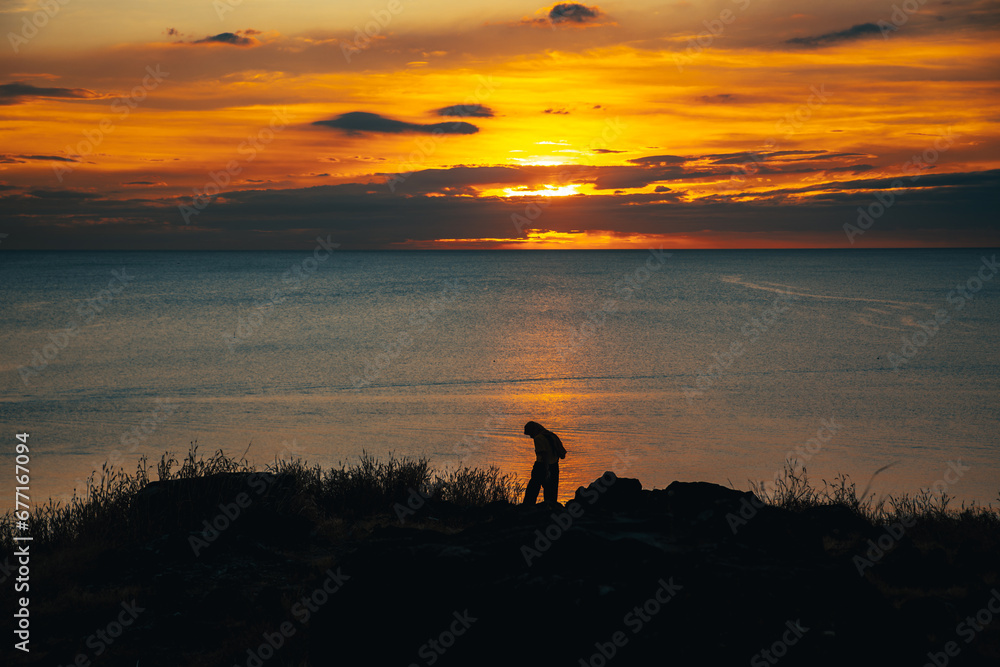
[522,420,565,504]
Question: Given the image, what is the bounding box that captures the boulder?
[664,481,759,519]
[130,472,298,536]
[573,471,643,511]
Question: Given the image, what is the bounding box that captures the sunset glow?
[497,184,584,198]
[1,1,997,249]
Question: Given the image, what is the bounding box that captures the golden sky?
[1,0,998,248]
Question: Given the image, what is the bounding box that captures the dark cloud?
[0,154,80,163]
[434,104,495,118]
[0,82,101,105]
[778,152,869,163]
[121,180,168,187]
[518,3,608,29]
[740,169,1000,198]
[588,150,876,189]
[712,170,1000,206]
[371,152,869,194]
[592,148,625,154]
[785,23,884,48]
[548,3,602,24]
[699,150,858,165]
[628,155,687,166]
[823,164,876,173]
[378,166,543,193]
[544,108,570,115]
[193,32,257,46]
[590,164,694,190]
[313,111,479,135]
[26,189,100,200]
[699,94,740,104]
[3,170,997,249]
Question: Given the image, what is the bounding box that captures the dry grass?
[435,464,523,505]
[6,449,996,553]
[749,461,1000,528]
[0,444,525,551]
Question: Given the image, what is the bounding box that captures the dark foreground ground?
[5,471,999,667]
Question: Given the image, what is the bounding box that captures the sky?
[1,0,998,249]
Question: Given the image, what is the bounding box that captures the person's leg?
[543,463,559,503]
[523,461,544,504]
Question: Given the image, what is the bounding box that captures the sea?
[1,249,998,509]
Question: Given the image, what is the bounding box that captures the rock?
[130,472,298,536]
[664,480,755,511]
[573,471,643,511]
[663,481,763,537]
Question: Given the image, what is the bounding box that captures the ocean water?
[1,249,998,508]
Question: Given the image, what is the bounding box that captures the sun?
[511,157,570,167]
[499,183,582,197]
